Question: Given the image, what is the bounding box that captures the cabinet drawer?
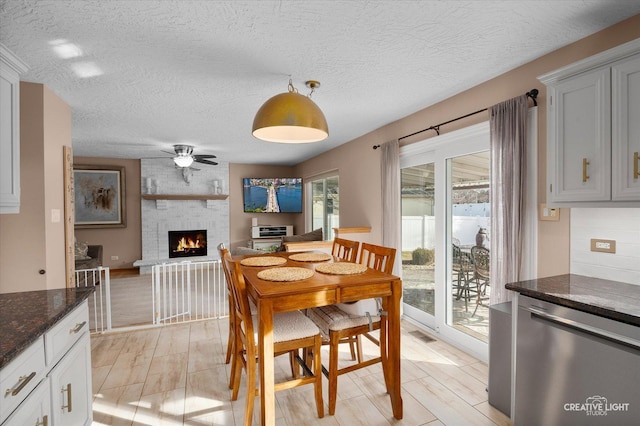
[0,336,45,423]
[1,376,50,426]
[45,301,89,367]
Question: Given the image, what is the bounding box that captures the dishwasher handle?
[525,305,640,351]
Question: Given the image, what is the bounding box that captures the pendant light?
[252,79,328,143]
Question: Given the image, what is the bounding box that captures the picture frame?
[73,165,126,228]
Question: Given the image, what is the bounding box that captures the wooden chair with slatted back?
[217,243,236,388]
[222,251,324,425]
[306,242,396,415]
[332,237,359,262]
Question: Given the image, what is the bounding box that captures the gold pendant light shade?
[252,81,328,143]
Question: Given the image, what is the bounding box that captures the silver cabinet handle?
[70,321,86,334]
[61,383,72,412]
[526,306,640,350]
[634,151,639,179]
[4,371,36,396]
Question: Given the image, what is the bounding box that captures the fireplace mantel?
[142,194,228,209]
[142,194,228,200]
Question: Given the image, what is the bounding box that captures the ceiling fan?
[163,144,218,168]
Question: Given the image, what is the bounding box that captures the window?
[309,175,339,240]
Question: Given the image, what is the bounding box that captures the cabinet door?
[2,377,51,426]
[49,332,93,426]
[549,67,611,202]
[612,53,640,200]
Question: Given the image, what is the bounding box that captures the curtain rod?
[372,88,538,149]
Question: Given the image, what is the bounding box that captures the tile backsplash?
[570,208,640,285]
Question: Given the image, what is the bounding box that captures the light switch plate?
[539,203,560,221]
[590,239,616,254]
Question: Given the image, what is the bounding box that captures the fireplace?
[168,230,207,258]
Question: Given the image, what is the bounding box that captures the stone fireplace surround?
[135,159,230,274]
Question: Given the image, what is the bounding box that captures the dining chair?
[332,237,360,262]
[306,242,396,415]
[452,242,475,312]
[217,243,236,373]
[470,245,490,316]
[222,251,324,424]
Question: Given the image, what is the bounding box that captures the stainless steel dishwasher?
[515,295,640,425]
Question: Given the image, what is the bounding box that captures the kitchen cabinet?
[0,299,92,425]
[2,376,51,426]
[0,44,28,214]
[539,38,640,206]
[49,332,92,426]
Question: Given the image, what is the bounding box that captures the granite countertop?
[0,287,95,369]
[506,274,640,327]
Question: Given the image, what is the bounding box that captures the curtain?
[380,139,401,276]
[489,95,528,305]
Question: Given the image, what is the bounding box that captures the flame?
[176,237,202,252]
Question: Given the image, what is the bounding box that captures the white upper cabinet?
[0,43,28,214]
[612,54,640,200]
[539,39,640,206]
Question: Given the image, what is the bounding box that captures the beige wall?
[73,157,141,269]
[294,15,640,278]
[0,82,71,293]
[229,163,301,250]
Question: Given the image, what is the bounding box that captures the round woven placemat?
[289,252,332,262]
[315,262,368,275]
[240,256,287,267]
[257,267,314,282]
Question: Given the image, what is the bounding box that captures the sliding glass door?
[401,162,436,328]
[400,123,490,360]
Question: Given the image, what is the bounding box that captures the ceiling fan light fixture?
[173,155,194,167]
[252,80,328,143]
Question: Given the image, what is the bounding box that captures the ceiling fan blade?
[161,150,175,155]
[195,158,218,166]
[194,154,217,159]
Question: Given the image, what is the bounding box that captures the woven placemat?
[240,256,287,267]
[289,252,332,262]
[257,267,314,282]
[315,262,368,275]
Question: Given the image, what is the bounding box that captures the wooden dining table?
[237,251,403,425]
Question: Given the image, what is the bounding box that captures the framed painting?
[74,165,126,228]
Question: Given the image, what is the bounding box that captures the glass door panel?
[401,163,435,321]
[447,152,490,342]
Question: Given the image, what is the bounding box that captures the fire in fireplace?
[168,230,207,258]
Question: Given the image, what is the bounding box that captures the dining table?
[236,250,404,425]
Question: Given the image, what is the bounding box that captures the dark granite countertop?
[506,274,640,327]
[0,287,95,369]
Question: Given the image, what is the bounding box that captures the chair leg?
[328,331,340,415]
[244,346,257,426]
[313,337,324,418]
[230,331,243,397]
[355,336,364,363]
[347,339,357,361]
[225,296,234,364]
[289,350,299,379]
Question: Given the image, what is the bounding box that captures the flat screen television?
[243,178,303,213]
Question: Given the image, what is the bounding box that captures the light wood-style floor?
[91,317,511,425]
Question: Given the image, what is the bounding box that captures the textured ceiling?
[1,1,639,166]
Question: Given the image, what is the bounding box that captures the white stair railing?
[152,260,227,325]
[75,267,112,333]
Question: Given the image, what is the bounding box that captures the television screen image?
[243,178,303,213]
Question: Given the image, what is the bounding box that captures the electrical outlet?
[111,255,119,261]
[590,239,616,254]
[539,203,560,221]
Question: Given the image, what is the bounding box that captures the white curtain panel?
[489,95,529,305]
[380,139,401,276]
